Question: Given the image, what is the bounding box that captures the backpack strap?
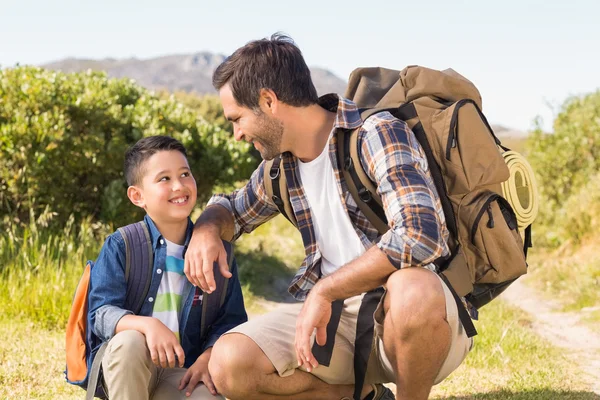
[85,221,154,400]
[200,240,235,340]
[263,155,297,227]
[118,221,154,314]
[336,126,389,234]
[85,342,108,400]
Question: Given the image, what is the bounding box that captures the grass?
[525,241,600,326]
[1,211,599,398]
[431,300,595,399]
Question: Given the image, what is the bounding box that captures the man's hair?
[124,135,187,186]
[212,33,319,109]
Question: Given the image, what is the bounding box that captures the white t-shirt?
[151,239,187,341]
[298,136,366,276]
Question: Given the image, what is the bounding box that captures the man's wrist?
[313,279,335,303]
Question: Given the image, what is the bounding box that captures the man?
[184,34,473,400]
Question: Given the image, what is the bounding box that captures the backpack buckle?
[358,187,372,203]
[269,167,280,180]
[272,195,283,207]
[344,157,353,171]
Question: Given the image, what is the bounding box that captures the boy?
[88,135,247,399]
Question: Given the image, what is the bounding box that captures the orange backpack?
[65,221,153,399]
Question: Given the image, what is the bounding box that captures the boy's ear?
[127,186,146,209]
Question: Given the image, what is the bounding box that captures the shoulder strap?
[117,221,154,314]
[85,222,153,400]
[200,240,235,340]
[263,155,297,228]
[336,126,389,234]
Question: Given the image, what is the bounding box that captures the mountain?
[42,52,348,96]
[491,124,529,139]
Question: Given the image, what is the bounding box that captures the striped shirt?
[208,94,450,300]
[151,239,188,341]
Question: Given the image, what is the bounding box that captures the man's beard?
[255,113,284,160]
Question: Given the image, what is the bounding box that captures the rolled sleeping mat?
[500,150,539,230]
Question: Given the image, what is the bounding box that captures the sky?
[2,0,599,132]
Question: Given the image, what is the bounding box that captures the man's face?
[220,84,284,160]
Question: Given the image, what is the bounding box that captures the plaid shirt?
[208,94,450,300]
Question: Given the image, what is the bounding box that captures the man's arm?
[313,245,395,301]
[194,204,235,242]
[185,161,280,291]
[296,116,449,370]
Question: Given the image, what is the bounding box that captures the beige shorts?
[227,270,473,385]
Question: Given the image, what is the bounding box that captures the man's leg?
[208,302,376,400]
[102,330,158,400]
[380,268,472,400]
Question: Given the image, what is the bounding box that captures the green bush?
[0,66,258,228]
[525,90,600,246]
[526,90,600,213]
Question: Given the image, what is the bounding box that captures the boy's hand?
[184,227,231,293]
[178,348,217,397]
[142,318,185,368]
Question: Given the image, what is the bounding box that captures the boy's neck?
[151,217,189,245]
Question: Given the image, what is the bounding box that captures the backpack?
[264,65,538,338]
[65,221,233,400]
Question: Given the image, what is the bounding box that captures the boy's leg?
[102,330,158,400]
[209,300,385,400]
[151,368,225,400]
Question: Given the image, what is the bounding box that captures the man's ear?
[127,186,146,209]
[258,88,278,115]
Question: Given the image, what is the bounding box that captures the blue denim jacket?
[88,215,247,367]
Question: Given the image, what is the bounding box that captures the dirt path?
[501,279,600,394]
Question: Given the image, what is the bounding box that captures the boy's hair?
[124,135,187,186]
[212,33,318,110]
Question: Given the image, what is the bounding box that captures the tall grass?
[0,208,108,329]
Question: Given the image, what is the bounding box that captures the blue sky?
[2,0,599,132]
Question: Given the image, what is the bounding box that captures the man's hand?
[294,284,333,373]
[184,226,231,293]
[142,318,185,368]
[178,348,217,397]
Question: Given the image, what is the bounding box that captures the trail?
[501,279,600,394]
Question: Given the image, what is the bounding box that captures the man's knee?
[384,268,448,338]
[209,333,271,397]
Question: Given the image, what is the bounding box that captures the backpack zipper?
[471,194,499,242]
[446,99,502,161]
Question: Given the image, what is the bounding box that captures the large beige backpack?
[265,65,537,336]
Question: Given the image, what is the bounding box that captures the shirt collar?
[144,214,194,250]
[317,94,363,131]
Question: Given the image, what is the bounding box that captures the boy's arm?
[115,314,185,369]
[185,161,279,291]
[89,234,132,342]
[200,255,248,354]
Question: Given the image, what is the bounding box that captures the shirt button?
[159,239,164,245]
[148,297,154,303]
[157,269,162,274]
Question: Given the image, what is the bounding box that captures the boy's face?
[127,150,197,224]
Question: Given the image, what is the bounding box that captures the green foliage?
[554,174,600,244]
[165,91,232,134]
[0,210,107,329]
[526,90,600,215]
[525,90,600,246]
[0,66,257,228]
